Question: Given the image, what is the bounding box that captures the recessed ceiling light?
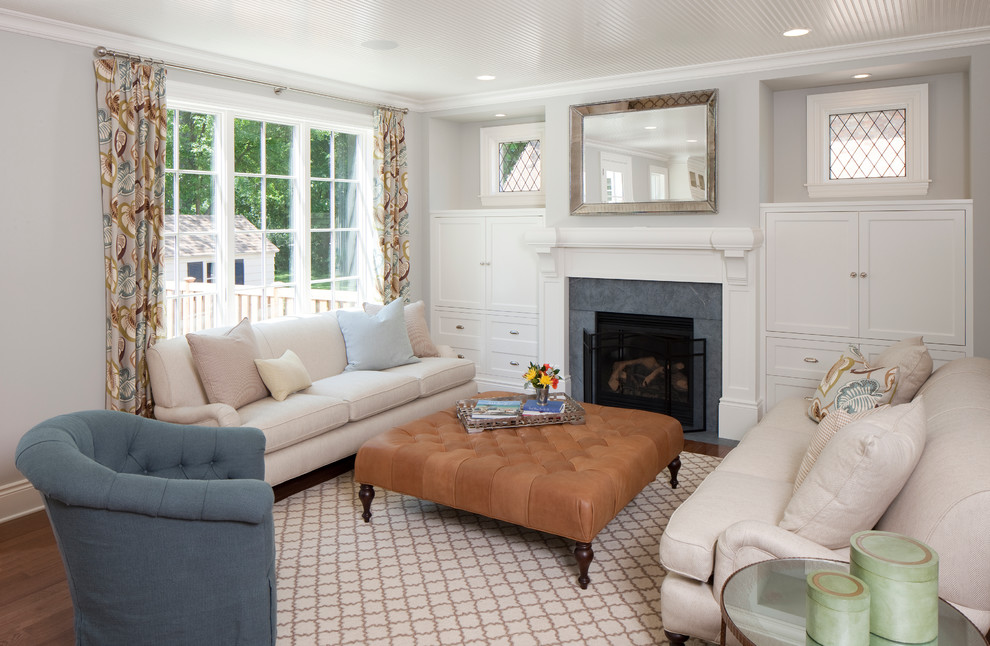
[494,113,507,117]
[686,139,698,143]
[852,73,872,79]
[644,125,657,130]
[360,39,398,50]
[783,28,811,37]
[476,75,496,81]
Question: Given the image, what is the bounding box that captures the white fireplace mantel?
[526,226,764,440]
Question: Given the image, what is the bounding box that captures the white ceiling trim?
[421,26,990,113]
[3,7,989,115]
[0,8,413,111]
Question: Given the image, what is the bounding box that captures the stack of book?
[522,399,565,416]
[470,399,522,419]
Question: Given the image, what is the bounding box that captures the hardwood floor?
[0,443,729,644]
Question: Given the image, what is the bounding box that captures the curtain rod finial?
[94,46,108,57]
[274,86,286,96]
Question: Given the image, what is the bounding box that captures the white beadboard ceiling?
[3,0,990,108]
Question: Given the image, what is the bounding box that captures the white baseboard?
[0,478,43,524]
[718,398,761,441]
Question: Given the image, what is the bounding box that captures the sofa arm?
[154,402,241,427]
[713,520,848,595]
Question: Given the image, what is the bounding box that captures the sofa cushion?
[380,357,477,397]
[364,300,440,358]
[237,394,350,453]
[254,350,312,402]
[659,470,795,582]
[337,300,419,371]
[252,314,347,380]
[875,336,933,405]
[306,371,421,421]
[716,397,817,483]
[780,399,927,549]
[808,345,898,422]
[186,318,269,410]
[793,404,890,491]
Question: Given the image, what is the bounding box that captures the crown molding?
[420,26,990,113]
[0,8,417,112]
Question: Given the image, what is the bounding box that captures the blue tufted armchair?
[15,410,276,646]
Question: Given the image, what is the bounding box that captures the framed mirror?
[570,89,717,214]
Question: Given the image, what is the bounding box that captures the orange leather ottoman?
[354,393,684,588]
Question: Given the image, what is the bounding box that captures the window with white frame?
[806,84,929,198]
[479,122,544,206]
[162,84,373,338]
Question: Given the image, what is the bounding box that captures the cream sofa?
[659,356,990,643]
[148,312,479,485]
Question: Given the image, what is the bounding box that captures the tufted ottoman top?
[355,392,683,543]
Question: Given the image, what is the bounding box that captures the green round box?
[849,530,939,643]
[806,569,871,646]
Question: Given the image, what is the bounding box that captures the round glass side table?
[719,558,988,646]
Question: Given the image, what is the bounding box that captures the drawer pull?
[509,330,520,335]
[803,396,814,401]
[509,360,520,366]
[803,357,819,364]
[457,354,465,359]
[455,324,465,330]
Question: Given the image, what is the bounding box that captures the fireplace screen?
[583,312,706,432]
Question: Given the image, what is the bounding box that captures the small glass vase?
[534,386,550,406]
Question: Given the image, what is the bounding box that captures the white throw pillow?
[808,345,898,422]
[186,318,269,409]
[793,405,889,492]
[363,300,440,358]
[780,399,927,549]
[875,336,933,405]
[254,350,312,401]
[337,299,420,371]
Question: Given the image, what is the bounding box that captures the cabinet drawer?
[767,337,849,380]
[447,346,482,364]
[486,350,534,380]
[488,318,538,344]
[434,312,484,350]
[767,376,819,410]
[859,343,966,371]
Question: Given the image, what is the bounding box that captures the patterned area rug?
[274,452,720,645]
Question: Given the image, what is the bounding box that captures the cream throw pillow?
[780,399,927,549]
[808,345,898,422]
[254,350,312,401]
[186,318,269,409]
[363,300,440,358]
[793,405,889,492]
[875,336,933,405]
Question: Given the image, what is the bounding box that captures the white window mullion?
[219,107,237,327]
[297,123,312,313]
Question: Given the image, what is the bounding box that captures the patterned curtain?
[94,57,168,416]
[373,108,411,303]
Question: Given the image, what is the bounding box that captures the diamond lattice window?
[829,109,906,180]
[498,140,541,192]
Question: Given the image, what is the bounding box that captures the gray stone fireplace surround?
[568,278,722,433]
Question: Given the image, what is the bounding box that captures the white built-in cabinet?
[761,201,972,409]
[430,209,543,389]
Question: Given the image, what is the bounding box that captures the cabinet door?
[766,213,859,337]
[487,216,540,313]
[432,217,486,309]
[859,211,966,344]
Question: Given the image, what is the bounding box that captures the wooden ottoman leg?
[574,541,595,589]
[359,484,375,522]
[664,629,690,645]
[667,455,681,489]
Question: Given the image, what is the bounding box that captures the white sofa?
[659,356,990,643]
[148,312,479,485]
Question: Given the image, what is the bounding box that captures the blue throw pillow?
[336,299,420,371]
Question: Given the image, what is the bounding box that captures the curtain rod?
[93,46,408,114]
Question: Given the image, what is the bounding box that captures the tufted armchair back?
[16,411,276,646]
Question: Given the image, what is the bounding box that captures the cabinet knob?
[457,354,465,359]
[455,324,465,330]
[860,272,868,278]
[480,261,486,266]
[850,272,858,278]
[509,360,520,366]
[803,357,819,364]
[509,330,519,335]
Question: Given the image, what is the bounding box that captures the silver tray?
[456,393,585,432]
